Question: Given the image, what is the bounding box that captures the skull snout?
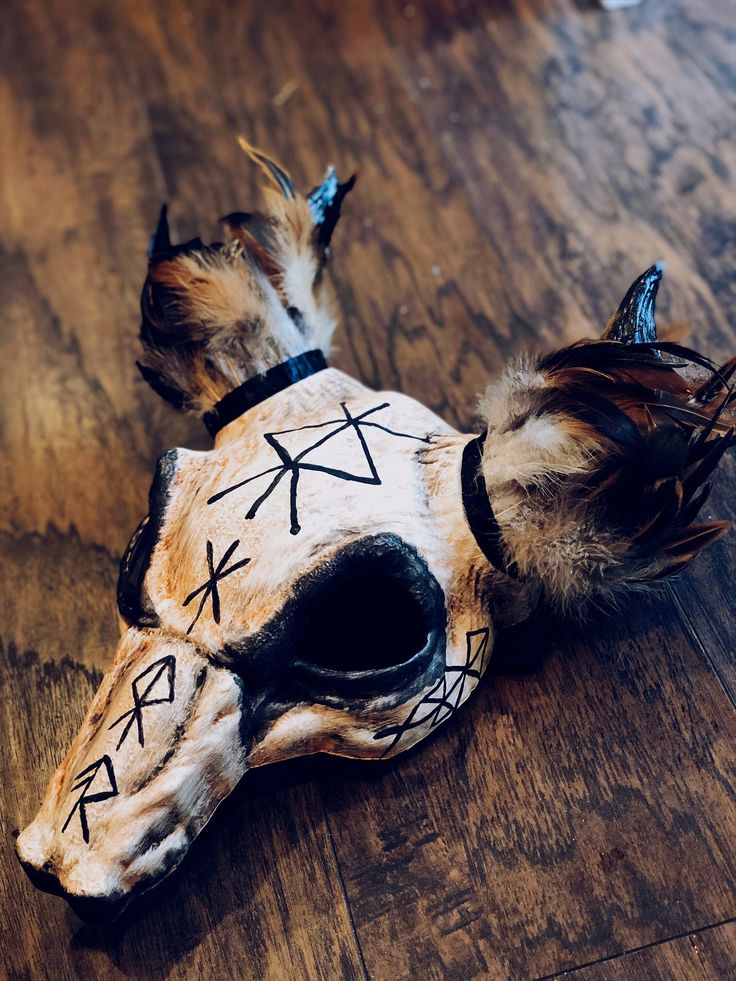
[16,783,209,920]
[16,630,250,919]
[16,823,132,921]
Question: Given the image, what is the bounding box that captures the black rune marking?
[373,628,490,758]
[61,755,119,844]
[108,655,177,750]
[183,539,251,633]
[207,401,430,535]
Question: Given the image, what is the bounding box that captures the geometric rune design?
[373,627,490,758]
[207,401,430,535]
[61,755,119,844]
[182,539,251,633]
[107,655,177,750]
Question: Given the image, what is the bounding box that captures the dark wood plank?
[381,0,736,346]
[666,458,736,704]
[1,0,735,979]
[558,920,736,980]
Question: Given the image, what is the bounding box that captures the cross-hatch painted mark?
[373,628,490,757]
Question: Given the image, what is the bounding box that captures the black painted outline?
[373,627,490,757]
[107,655,177,750]
[61,755,119,844]
[117,448,179,627]
[461,434,518,578]
[182,539,251,633]
[203,350,327,437]
[207,401,430,535]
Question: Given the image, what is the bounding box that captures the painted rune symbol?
[108,655,177,750]
[373,627,490,758]
[207,401,430,535]
[182,539,251,633]
[61,755,119,844]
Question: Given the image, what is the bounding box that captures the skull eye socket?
[117,449,178,627]
[117,514,160,626]
[285,534,447,697]
[296,571,428,672]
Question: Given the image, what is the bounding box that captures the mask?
[17,142,734,920]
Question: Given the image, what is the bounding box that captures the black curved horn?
[148,204,171,258]
[604,263,663,345]
[307,166,357,252]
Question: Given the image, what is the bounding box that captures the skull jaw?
[16,842,133,923]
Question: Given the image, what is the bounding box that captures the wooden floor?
[1,0,735,978]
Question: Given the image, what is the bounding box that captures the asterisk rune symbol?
[183,539,251,633]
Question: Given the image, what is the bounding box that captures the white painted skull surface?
[17,367,507,918]
[17,144,734,919]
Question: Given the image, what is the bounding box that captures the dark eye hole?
[297,572,428,671]
[286,535,447,697]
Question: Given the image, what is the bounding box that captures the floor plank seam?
[532,913,736,980]
[668,583,736,712]
[321,801,371,981]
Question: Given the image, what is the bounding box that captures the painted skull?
[17,364,511,918]
[17,144,734,919]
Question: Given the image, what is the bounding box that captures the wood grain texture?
[315,605,736,978]
[1,0,734,979]
[558,919,736,980]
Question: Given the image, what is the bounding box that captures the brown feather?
[137,143,354,412]
[479,339,734,612]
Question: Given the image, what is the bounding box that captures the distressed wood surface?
[559,920,736,980]
[1,1,734,979]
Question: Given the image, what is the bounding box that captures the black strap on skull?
[461,433,519,579]
[203,349,328,438]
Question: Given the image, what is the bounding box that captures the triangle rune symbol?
[61,755,119,844]
[207,401,430,535]
[108,655,177,750]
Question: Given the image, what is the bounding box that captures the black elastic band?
[461,433,519,578]
[203,350,328,438]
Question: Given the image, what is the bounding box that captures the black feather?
[136,361,188,410]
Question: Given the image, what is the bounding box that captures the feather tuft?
[137,143,355,412]
[478,338,734,612]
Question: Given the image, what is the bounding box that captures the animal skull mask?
[17,143,735,920]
